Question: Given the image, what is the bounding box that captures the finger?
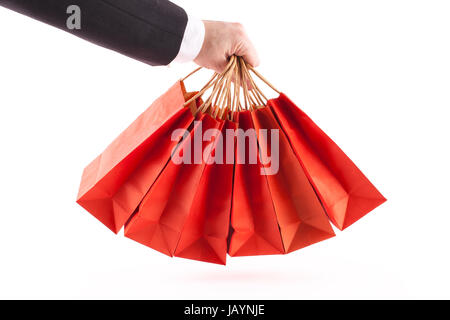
[235,38,260,68]
[214,58,229,74]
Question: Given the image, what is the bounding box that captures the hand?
[194,21,260,73]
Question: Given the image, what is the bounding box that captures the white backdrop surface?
[0,0,449,299]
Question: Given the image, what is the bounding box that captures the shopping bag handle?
[182,55,280,119]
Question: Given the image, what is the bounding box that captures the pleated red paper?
[174,118,236,264]
[251,107,335,253]
[77,59,386,265]
[124,114,223,257]
[269,94,386,230]
[229,111,285,256]
[77,81,197,233]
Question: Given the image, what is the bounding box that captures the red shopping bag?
[174,117,236,265]
[269,94,386,230]
[124,113,223,257]
[251,107,335,253]
[229,111,285,256]
[77,81,198,233]
[78,55,385,264]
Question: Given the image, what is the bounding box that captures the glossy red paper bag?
[269,94,386,230]
[77,81,197,233]
[251,107,335,253]
[124,114,223,256]
[174,118,236,265]
[229,111,285,256]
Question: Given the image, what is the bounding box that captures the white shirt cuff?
[173,14,205,63]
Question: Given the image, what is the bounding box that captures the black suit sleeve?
[0,0,188,65]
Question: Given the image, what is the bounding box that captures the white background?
[0,0,449,299]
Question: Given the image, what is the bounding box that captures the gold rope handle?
[183,55,237,108]
[247,64,280,94]
[239,59,266,107]
[198,57,236,114]
[182,66,202,82]
[181,55,279,117]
